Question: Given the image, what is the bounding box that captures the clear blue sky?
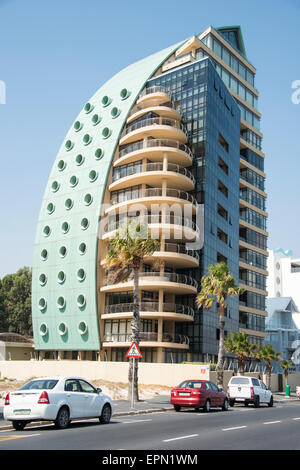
[0,0,299,277]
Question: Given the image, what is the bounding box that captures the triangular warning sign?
[125,341,142,358]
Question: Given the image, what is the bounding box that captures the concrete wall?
[1,361,300,392]
[0,361,209,387]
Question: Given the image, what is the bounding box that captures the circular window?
[276,277,281,284]
[61,221,70,234]
[77,268,86,281]
[95,148,104,160]
[102,95,111,107]
[41,249,48,261]
[58,322,68,336]
[78,242,87,255]
[276,291,281,297]
[89,170,98,182]
[39,273,47,286]
[75,154,84,166]
[64,198,73,210]
[102,127,111,139]
[77,294,86,308]
[84,102,94,114]
[59,246,67,258]
[74,121,83,132]
[81,218,89,230]
[70,175,78,187]
[57,271,66,284]
[47,202,55,214]
[65,140,74,151]
[57,296,65,309]
[51,181,60,192]
[120,88,130,100]
[84,193,93,206]
[38,298,47,311]
[58,159,66,171]
[78,321,88,335]
[276,263,281,270]
[43,225,51,237]
[92,114,101,125]
[83,133,92,146]
[111,107,120,119]
[39,323,48,337]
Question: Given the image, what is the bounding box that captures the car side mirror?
[96,388,102,394]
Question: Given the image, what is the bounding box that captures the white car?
[3,376,113,431]
[227,376,273,408]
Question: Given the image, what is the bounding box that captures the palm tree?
[103,219,159,401]
[281,360,292,387]
[196,262,243,388]
[257,344,281,390]
[225,332,257,375]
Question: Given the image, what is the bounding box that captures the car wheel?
[12,420,27,431]
[203,400,211,412]
[244,401,249,407]
[222,398,229,411]
[254,396,260,408]
[229,399,235,407]
[54,406,70,429]
[268,396,273,407]
[174,405,181,412]
[100,403,112,424]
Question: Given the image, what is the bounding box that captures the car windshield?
[230,377,250,385]
[19,379,58,390]
[178,381,203,389]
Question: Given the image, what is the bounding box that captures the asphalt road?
[1,401,300,451]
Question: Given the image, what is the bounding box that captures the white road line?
[222,426,247,431]
[263,421,281,425]
[163,434,199,443]
[122,419,152,424]
[293,417,300,421]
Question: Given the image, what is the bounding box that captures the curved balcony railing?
[118,138,193,161]
[162,242,199,262]
[131,99,180,114]
[110,187,198,207]
[124,117,187,137]
[112,162,195,185]
[105,272,198,289]
[104,214,199,235]
[104,302,195,318]
[139,85,170,98]
[103,332,190,345]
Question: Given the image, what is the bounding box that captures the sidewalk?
[0,395,173,429]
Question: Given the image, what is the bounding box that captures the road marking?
[122,419,152,424]
[292,417,300,421]
[0,433,40,443]
[222,426,247,431]
[263,421,281,425]
[163,434,199,442]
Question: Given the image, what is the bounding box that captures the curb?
[0,406,173,431]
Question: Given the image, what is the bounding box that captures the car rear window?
[19,379,58,390]
[178,381,204,389]
[230,377,250,385]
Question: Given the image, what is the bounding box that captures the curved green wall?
[32,40,184,351]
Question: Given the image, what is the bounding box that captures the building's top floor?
[266,297,300,331]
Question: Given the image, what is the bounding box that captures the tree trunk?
[217,306,225,389]
[266,364,272,390]
[128,266,140,401]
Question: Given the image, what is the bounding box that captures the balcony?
[147,242,199,268]
[136,86,172,107]
[102,214,199,243]
[115,138,193,167]
[110,162,195,192]
[102,302,194,322]
[103,332,190,349]
[119,117,187,146]
[127,99,181,124]
[101,272,198,294]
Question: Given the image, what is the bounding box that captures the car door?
[259,380,268,403]
[204,382,215,406]
[78,379,101,417]
[64,378,87,418]
[209,382,222,406]
[251,378,264,402]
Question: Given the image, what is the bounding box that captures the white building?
[267,248,300,311]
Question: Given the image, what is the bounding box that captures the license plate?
[14,409,31,415]
[179,392,190,396]
[235,399,244,402]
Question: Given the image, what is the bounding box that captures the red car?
[170,379,229,412]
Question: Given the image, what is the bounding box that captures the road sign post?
[126,342,142,409]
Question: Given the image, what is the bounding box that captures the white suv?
[227,376,273,408]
